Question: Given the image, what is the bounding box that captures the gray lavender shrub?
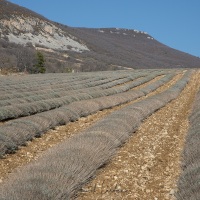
[0,70,177,157]
[0,70,192,199]
[0,71,164,121]
[176,87,200,200]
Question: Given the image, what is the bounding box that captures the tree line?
[0,40,45,74]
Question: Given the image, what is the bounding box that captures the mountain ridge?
[0,0,200,73]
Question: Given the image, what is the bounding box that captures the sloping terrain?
[0,0,89,73]
[0,69,200,199]
[0,0,88,52]
[0,0,200,73]
[64,27,200,70]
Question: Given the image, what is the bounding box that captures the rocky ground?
[77,72,200,200]
[0,71,199,200]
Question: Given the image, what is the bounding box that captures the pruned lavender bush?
[176,87,200,200]
[0,71,166,121]
[0,70,180,157]
[0,74,142,106]
[0,69,170,102]
[0,72,131,100]
[0,70,178,157]
[0,70,192,200]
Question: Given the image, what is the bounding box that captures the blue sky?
[8,0,200,57]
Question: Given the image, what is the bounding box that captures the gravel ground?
[0,74,167,182]
[77,72,200,200]
[0,71,186,199]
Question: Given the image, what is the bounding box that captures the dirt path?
[0,73,182,183]
[77,72,200,200]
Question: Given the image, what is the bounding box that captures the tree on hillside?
[34,51,46,73]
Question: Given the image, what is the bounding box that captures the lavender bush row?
[0,71,166,121]
[0,70,192,200]
[0,72,129,98]
[0,71,178,157]
[0,73,141,104]
[176,88,200,200]
[0,69,170,96]
[0,70,146,98]
[0,73,89,90]
[0,70,153,90]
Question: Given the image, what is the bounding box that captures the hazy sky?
[8,0,200,57]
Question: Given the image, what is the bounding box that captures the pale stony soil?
[0,72,184,188]
[77,72,200,200]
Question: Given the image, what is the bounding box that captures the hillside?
[0,0,200,73]
[64,26,200,70]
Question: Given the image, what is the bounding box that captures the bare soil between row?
[0,72,185,193]
[77,72,200,200]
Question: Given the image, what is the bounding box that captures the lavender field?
[0,69,199,200]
